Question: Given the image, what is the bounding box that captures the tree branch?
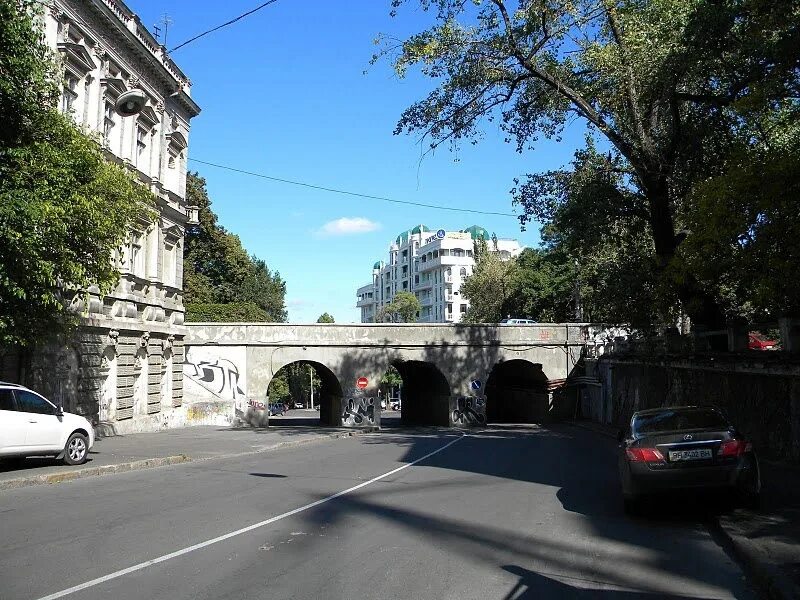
[490,0,637,162]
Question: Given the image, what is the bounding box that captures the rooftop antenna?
[154,14,173,47]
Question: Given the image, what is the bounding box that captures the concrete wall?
[584,357,800,462]
[184,323,588,428]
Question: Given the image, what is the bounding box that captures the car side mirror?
[55,406,64,417]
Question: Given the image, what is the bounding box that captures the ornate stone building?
[0,0,201,433]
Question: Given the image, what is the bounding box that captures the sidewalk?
[570,420,800,600]
[0,423,376,491]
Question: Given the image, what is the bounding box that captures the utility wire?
[168,0,279,54]
[188,158,518,218]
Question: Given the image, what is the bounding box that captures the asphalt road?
[0,424,754,600]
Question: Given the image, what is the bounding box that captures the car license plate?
[669,448,712,461]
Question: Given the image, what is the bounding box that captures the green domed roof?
[395,224,429,245]
[462,225,490,240]
[373,260,384,270]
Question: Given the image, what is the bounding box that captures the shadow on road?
[287,423,748,598]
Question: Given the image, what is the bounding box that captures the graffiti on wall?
[184,356,245,401]
[342,396,376,426]
[452,396,486,426]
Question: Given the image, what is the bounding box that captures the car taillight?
[718,440,753,457]
[626,448,664,462]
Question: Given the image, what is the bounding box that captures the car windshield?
[633,409,729,434]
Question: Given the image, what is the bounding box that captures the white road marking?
[35,434,466,600]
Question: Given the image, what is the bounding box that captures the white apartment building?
[357,225,524,323]
[0,0,201,434]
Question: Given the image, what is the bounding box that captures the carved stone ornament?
[162,335,175,354]
[108,329,120,350]
[140,331,151,348]
[156,100,165,113]
[128,74,140,88]
[50,6,65,21]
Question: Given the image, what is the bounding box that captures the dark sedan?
[618,406,760,513]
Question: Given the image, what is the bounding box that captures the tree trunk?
[644,176,726,333]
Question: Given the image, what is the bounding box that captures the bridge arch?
[484,359,550,423]
[393,359,451,426]
[268,360,342,426]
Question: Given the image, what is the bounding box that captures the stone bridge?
[182,323,591,428]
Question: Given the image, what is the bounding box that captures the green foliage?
[0,1,156,347]
[0,0,58,149]
[461,249,518,323]
[184,173,287,322]
[380,365,402,387]
[267,363,321,405]
[380,291,421,322]
[381,0,800,326]
[316,312,335,323]
[185,302,269,323]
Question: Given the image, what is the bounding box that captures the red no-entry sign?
[356,377,368,389]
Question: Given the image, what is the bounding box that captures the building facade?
[357,225,524,323]
[0,0,201,434]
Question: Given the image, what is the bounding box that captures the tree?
[267,363,321,407]
[381,0,800,328]
[184,173,287,322]
[380,365,403,399]
[316,312,335,323]
[381,291,421,323]
[461,242,518,323]
[0,2,156,347]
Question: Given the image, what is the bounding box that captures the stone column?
[779,317,800,353]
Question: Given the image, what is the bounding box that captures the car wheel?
[63,432,88,465]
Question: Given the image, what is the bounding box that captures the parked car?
[390,400,401,411]
[268,402,285,416]
[0,382,95,465]
[618,406,760,514]
[499,318,537,324]
[749,332,778,350]
[294,402,305,409]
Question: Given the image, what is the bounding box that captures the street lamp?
[114,88,147,117]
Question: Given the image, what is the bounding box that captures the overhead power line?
[168,0,279,54]
[188,158,519,218]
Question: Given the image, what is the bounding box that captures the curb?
[0,427,379,492]
[709,517,798,600]
[0,454,191,491]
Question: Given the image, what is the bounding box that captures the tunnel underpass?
[393,360,451,426]
[267,361,343,426]
[485,360,550,424]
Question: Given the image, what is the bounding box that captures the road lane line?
[35,434,466,600]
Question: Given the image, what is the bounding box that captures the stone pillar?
[727,320,749,352]
[779,318,800,353]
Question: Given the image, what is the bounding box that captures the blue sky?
[129,0,584,322]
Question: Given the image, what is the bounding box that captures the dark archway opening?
[393,360,450,426]
[485,360,549,423]
[267,361,342,426]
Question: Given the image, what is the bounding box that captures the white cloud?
[315,217,380,237]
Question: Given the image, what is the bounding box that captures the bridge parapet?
[184,322,590,347]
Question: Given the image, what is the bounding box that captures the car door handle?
[28,420,37,423]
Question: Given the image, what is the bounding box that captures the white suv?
[0,383,95,465]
